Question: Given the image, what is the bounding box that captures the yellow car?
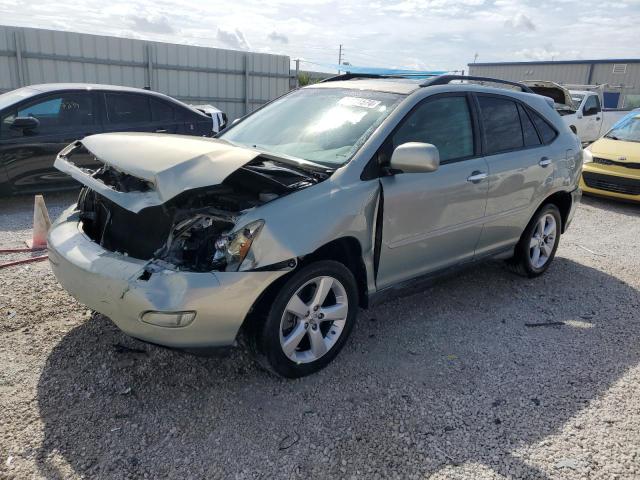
[581,111,640,202]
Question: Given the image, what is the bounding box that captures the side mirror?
[390,142,440,174]
[11,116,40,131]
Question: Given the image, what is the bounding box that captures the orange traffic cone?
[26,195,51,250]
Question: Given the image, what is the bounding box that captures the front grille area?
[593,157,640,169]
[78,188,173,259]
[582,171,640,196]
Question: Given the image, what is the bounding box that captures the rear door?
[473,94,558,255]
[0,90,101,192]
[150,97,180,134]
[376,93,489,289]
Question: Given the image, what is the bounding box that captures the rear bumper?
[47,206,287,348]
[564,186,582,231]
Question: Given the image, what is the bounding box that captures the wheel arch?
[298,236,369,309]
[239,236,369,341]
[538,190,573,233]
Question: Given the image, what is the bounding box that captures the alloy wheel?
[529,213,557,269]
[279,276,349,364]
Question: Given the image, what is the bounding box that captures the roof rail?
[421,75,535,93]
[319,72,440,83]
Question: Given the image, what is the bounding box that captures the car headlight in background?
[213,220,264,271]
[583,149,593,164]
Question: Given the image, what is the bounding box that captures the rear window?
[106,93,151,124]
[151,98,174,122]
[478,96,523,154]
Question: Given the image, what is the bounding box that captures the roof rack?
[318,73,535,94]
[421,75,535,93]
[319,72,440,83]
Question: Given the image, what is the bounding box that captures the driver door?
[0,91,101,192]
[376,94,489,289]
[581,95,602,142]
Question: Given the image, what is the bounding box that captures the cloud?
[506,13,537,31]
[126,13,175,34]
[1,0,639,74]
[216,28,251,50]
[268,31,289,44]
[515,46,560,61]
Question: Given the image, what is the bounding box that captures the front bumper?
[47,206,287,348]
[580,163,640,202]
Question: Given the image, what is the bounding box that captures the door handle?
[596,117,601,121]
[467,171,487,183]
[539,157,552,167]
[155,129,167,133]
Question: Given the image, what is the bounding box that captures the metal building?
[0,25,291,120]
[468,59,640,109]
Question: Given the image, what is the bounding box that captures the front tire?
[507,203,562,278]
[248,260,358,378]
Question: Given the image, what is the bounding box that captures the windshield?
[220,88,403,167]
[605,114,640,142]
[571,94,584,107]
[0,87,38,111]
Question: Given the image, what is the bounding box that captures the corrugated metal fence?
[0,25,292,120]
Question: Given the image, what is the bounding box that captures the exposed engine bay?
[77,157,330,272]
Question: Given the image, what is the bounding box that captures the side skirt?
[368,245,514,308]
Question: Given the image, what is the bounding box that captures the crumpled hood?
[523,80,575,110]
[55,132,261,212]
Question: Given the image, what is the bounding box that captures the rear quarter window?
[528,108,558,144]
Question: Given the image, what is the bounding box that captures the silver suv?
[49,74,582,377]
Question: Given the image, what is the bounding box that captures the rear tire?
[507,203,562,278]
[247,260,358,378]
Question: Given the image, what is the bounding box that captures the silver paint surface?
[48,80,582,348]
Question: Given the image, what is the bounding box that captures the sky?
[0,0,639,73]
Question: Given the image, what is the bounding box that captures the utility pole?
[338,44,343,74]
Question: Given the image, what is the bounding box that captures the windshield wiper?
[605,134,620,140]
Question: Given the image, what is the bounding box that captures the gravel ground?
[1,191,639,479]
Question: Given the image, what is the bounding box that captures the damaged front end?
[58,135,331,273]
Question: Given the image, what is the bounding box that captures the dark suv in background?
[0,84,215,194]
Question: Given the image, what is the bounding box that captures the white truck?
[523,81,631,144]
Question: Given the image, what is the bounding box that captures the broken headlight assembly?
[212,220,264,271]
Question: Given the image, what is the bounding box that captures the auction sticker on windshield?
[338,97,382,109]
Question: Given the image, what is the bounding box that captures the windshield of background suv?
[220,88,403,166]
[605,114,640,142]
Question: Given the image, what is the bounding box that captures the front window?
[605,114,640,143]
[392,96,474,161]
[220,88,403,167]
[1,93,95,138]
